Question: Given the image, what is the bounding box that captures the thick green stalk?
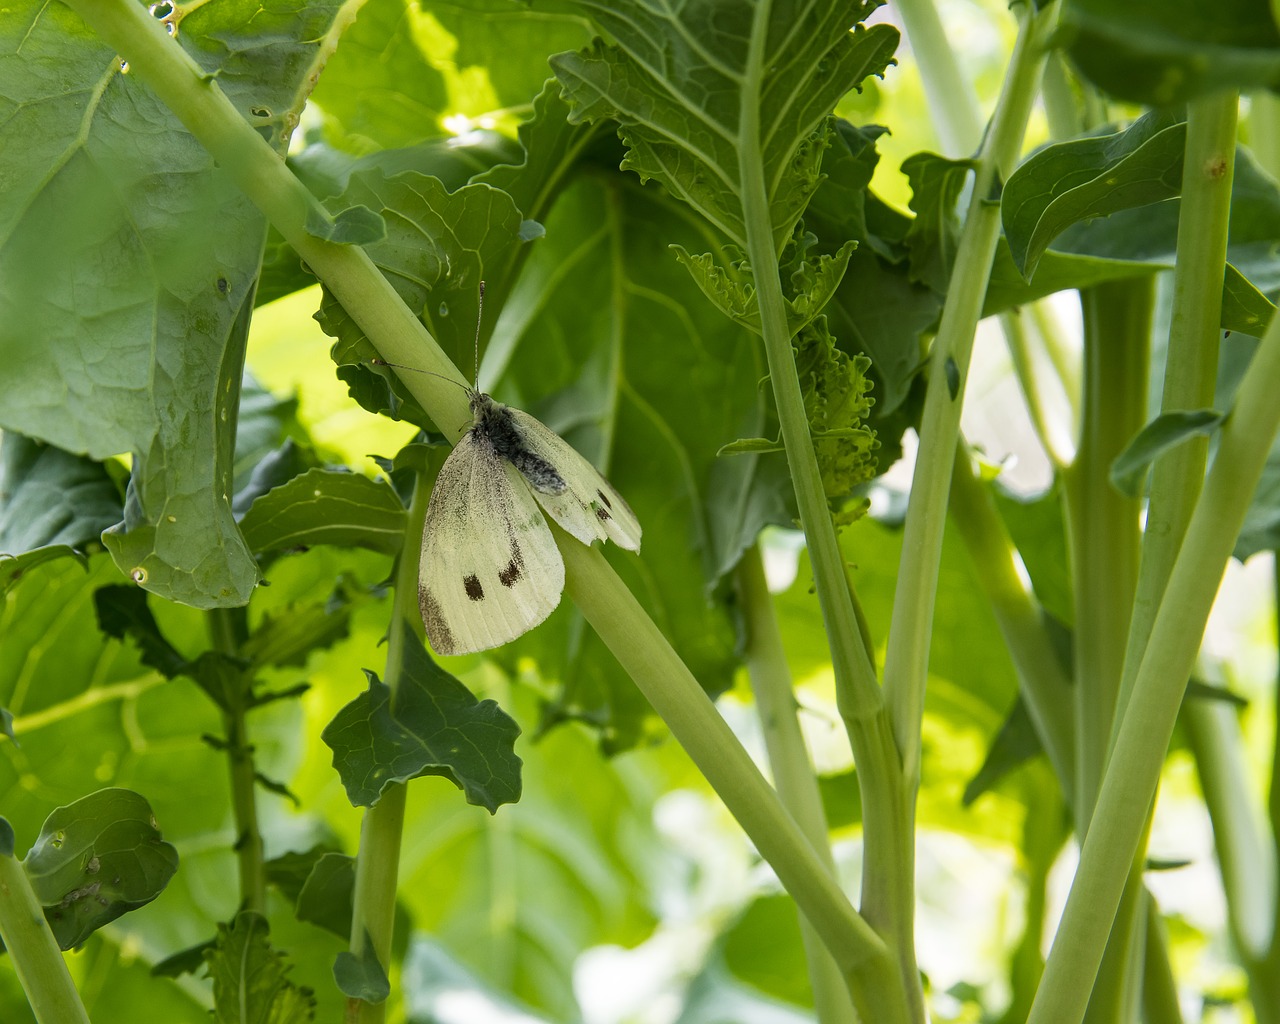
[882,0,1057,776]
[1026,297,1280,1024]
[892,0,983,156]
[207,606,267,913]
[561,538,909,1024]
[947,445,1074,792]
[1110,94,1238,738]
[0,849,91,1024]
[346,469,431,1024]
[1064,279,1150,831]
[738,547,855,1024]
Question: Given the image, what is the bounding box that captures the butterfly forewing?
[420,431,564,655]
[505,408,643,552]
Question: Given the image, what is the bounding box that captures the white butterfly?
[420,387,642,656]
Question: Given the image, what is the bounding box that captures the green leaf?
[321,620,522,812]
[718,438,784,456]
[1002,112,1185,280]
[305,204,386,245]
[0,434,122,554]
[151,939,217,979]
[204,911,316,1024]
[238,597,353,674]
[1,1,341,608]
[551,0,898,250]
[1236,438,1280,561]
[0,546,88,597]
[1110,410,1226,498]
[964,698,1043,805]
[232,440,324,518]
[1060,0,1280,105]
[23,788,179,950]
[0,818,12,858]
[902,151,975,292]
[0,708,12,744]
[317,171,527,430]
[93,585,189,680]
[332,934,390,1002]
[264,845,340,906]
[295,852,356,939]
[238,467,407,557]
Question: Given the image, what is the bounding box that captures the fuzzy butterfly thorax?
[468,391,567,496]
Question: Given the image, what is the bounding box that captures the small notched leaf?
[321,619,523,812]
[1110,409,1225,498]
[305,204,386,245]
[23,788,179,950]
[902,151,975,292]
[239,467,407,557]
[93,584,189,679]
[204,911,316,1024]
[333,932,391,1002]
[944,357,961,400]
[151,939,216,979]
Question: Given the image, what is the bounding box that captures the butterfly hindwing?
[420,430,565,656]
[504,407,643,552]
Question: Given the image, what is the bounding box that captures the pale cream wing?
[506,408,642,552]
[420,432,565,656]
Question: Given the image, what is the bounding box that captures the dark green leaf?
[23,788,179,950]
[0,546,88,596]
[902,152,974,292]
[264,845,341,906]
[0,707,11,743]
[322,620,522,812]
[964,698,1044,805]
[151,939,217,979]
[1185,679,1249,708]
[0,818,12,857]
[552,1,898,249]
[239,595,354,673]
[1060,0,1280,105]
[306,204,386,245]
[0,434,121,555]
[295,852,356,939]
[333,934,390,1002]
[1110,410,1225,498]
[93,585,189,680]
[232,378,310,505]
[232,440,324,519]
[1003,112,1185,280]
[239,467,407,557]
[204,911,316,1024]
[1236,437,1280,560]
[1223,263,1277,338]
[254,770,300,806]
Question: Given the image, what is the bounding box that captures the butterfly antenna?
[474,280,486,389]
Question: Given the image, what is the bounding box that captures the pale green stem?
[892,0,984,156]
[0,849,91,1024]
[1025,287,1280,1024]
[998,309,1072,469]
[346,466,431,1024]
[738,546,855,1024]
[882,0,1057,779]
[561,538,907,1024]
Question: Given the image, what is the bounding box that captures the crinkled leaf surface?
[551,0,899,250]
[0,434,122,555]
[204,911,316,1024]
[322,620,522,812]
[239,467,407,557]
[23,788,178,950]
[0,0,351,608]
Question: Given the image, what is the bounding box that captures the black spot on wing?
[595,504,611,521]
[463,574,484,601]
[596,489,613,510]
[498,552,522,587]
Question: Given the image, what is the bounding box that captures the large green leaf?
[0,433,122,555]
[0,1,353,608]
[23,788,179,950]
[1060,0,1280,105]
[551,0,899,251]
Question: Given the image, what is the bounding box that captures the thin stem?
[947,442,1074,793]
[560,537,908,1024]
[0,848,92,1024]
[208,606,266,913]
[998,310,1073,469]
[738,546,855,1024]
[347,466,432,1024]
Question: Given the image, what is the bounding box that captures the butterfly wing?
[420,430,565,656]
[505,408,642,552]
